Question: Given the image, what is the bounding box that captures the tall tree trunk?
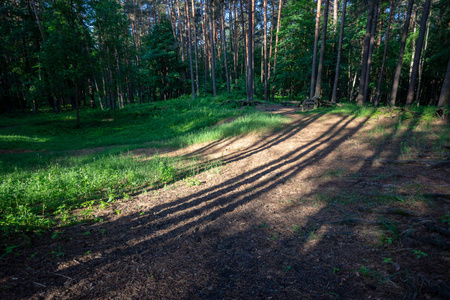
[251,0,255,94]
[330,0,347,103]
[267,0,275,84]
[74,79,80,128]
[177,6,187,95]
[247,0,254,102]
[209,1,217,97]
[355,0,374,106]
[363,1,379,104]
[263,0,268,100]
[201,0,209,93]
[233,0,239,82]
[271,0,283,101]
[310,0,322,98]
[406,0,431,106]
[221,4,230,93]
[416,20,430,105]
[437,57,450,107]
[333,0,338,29]
[191,0,200,96]
[314,0,329,98]
[185,0,195,99]
[374,0,394,106]
[409,10,417,81]
[389,0,414,106]
[30,0,45,42]
[240,0,248,74]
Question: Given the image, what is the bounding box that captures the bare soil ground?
[1,104,449,299]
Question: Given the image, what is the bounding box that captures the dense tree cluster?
[1,0,449,116]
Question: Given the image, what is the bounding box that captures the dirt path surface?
[1,104,449,299]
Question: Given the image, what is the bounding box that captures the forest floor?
[1,103,449,299]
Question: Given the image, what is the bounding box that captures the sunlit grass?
[0,94,289,237]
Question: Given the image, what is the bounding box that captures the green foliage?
[0,95,287,237]
[140,16,183,99]
[411,250,428,259]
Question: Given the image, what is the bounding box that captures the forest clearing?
[1,101,449,299]
[1,0,450,298]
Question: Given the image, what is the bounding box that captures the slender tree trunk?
[251,0,255,94]
[409,10,417,80]
[437,57,450,107]
[363,1,379,104]
[271,0,283,101]
[74,79,80,128]
[93,76,104,109]
[185,0,195,99]
[333,0,338,29]
[331,0,347,103]
[178,7,187,95]
[314,0,329,98]
[30,0,45,42]
[233,0,239,82]
[355,0,374,106]
[406,0,431,106]
[267,0,275,84]
[416,21,430,105]
[209,1,217,97]
[263,0,268,101]
[240,0,248,74]
[221,4,230,93]
[389,0,414,106]
[201,0,209,93]
[247,0,254,102]
[191,0,200,96]
[374,0,394,106]
[310,0,322,98]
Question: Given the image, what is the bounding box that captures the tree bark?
[406,0,431,106]
[310,0,322,98]
[416,20,430,105]
[355,0,374,106]
[246,0,254,102]
[363,1,379,104]
[333,0,338,30]
[200,0,209,93]
[185,0,195,99]
[374,0,394,107]
[330,0,347,104]
[233,0,239,82]
[314,0,329,98]
[437,57,450,107]
[240,0,248,76]
[221,3,230,93]
[271,0,283,101]
[389,0,414,106]
[263,0,268,101]
[208,1,217,97]
[191,0,200,96]
[267,0,275,85]
[177,6,186,95]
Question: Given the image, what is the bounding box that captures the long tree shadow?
[1,112,386,299]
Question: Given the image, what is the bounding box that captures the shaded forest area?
[1,0,449,118]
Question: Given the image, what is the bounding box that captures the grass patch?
[0,94,287,151]
[300,103,446,122]
[0,94,289,238]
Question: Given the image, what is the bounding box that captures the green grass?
[301,102,445,122]
[0,95,237,151]
[0,94,289,237]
